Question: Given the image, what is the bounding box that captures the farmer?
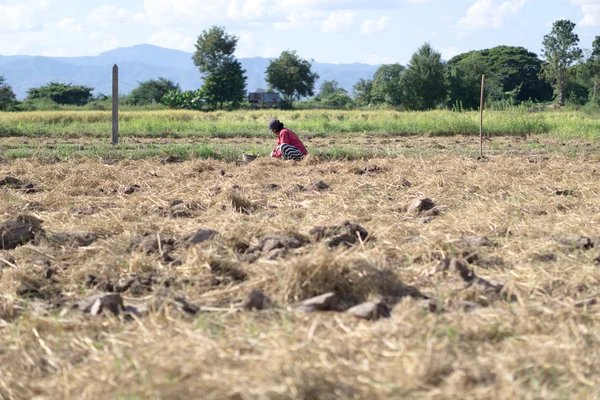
[268,119,308,161]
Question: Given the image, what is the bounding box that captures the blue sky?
[0,0,599,64]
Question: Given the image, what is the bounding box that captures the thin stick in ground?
[479,74,485,159]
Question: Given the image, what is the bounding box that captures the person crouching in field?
[269,119,308,161]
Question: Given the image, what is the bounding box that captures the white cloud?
[361,17,390,35]
[235,31,280,58]
[88,5,144,26]
[366,54,398,65]
[545,17,567,27]
[57,18,83,32]
[227,0,268,21]
[441,46,462,60]
[148,28,195,52]
[273,10,324,30]
[322,11,356,33]
[455,0,530,37]
[142,0,225,24]
[572,0,600,27]
[0,2,43,32]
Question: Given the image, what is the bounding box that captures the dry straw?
[0,137,599,399]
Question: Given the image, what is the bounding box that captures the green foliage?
[402,43,447,110]
[193,26,237,73]
[193,26,247,110]
[447,53,503,110]
[318,80,345,98]
[352,79,373,107]
[0,76,17,111]
[266,50,319,108]
[26,82,93,106]
[371,64,406,106]
[126,78,180,106]
[201,60,247,110]
[448,46,552,102]
[541,20,582,106]
[587,36,600,101]
[162,90,204,110]
[447,46,552,105]
[15,98,62,111]
[568,61,594,105]
[315,80,352,107]
[320,92,353,108]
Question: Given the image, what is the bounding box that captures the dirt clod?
[346,301,391,320]
[0,176,22,187]
[77,293,123,316]
[174,296,200,314]
[406,198,436,215]
[161,155,183,164]
[122,184,142,195]
[44,268,56,279]
[309,180,330,190]
[552,236,595,250]
[434,258,506,298]
[45,231,98,248]
[239,290,272,310]
[22,183,39,193]
[182,228,218,246]
[462,235,496,247]
[534,253,557,263]
[294,292,339,313]
[208,259,247,283]
[0,215,44,250]
[356,165,385,175]
[309,222,369,248]
[170,200,184,207]
[132,234,176,255]
[554,189,574,196]
[247,234,309,259]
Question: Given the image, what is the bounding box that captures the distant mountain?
[0,44,380,99]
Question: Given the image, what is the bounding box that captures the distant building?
[248,92,281,109]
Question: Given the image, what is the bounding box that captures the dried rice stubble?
[278,245,427,311]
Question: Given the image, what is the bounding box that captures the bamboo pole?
[479,74,485,159]
[112,64,119,145]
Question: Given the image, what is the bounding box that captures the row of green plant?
[0,136,597,162]
[1,109,599,139]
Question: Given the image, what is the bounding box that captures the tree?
[128,77,180,105]
[589,36,600,101]
[541,20,582,106]
[447,46,553,104]
[200,60,247,109]
[0,75,17,111]
[26,82,93,105]
[266,50,319,108]
[402,43,447,110]
[318,80,346,98]
[352,79,373,107]
[193,26,247,109]
[371,64,406,106]
[447,53,503,110]
[320,91,352,108]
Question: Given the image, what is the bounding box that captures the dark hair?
[268,119,285,131]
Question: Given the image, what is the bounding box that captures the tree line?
[1,20,599,112]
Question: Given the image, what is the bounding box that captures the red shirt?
[270,128,308,158]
